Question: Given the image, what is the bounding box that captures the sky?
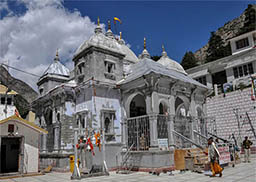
[0,0,253,90]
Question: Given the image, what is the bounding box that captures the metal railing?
[116,143,135,173]
[127,115,150,151]
[173,130,204,150]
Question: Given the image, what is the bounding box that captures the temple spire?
[144,37,146,50]
[106,20,114,38]
[161,44,167,57]
[118,32,124,44]
[95,16,102,34]
[140,37,150,59]
[108,20,111,30]
[54,49,60,62]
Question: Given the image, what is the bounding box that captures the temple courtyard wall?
[206,87,256,152]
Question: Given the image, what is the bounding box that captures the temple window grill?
[77,62,85,75]
[104,60,116,80]
[104,61,115,74]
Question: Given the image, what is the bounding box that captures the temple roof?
[74,24,124,58]
[119,42,139,63]
[0,115,48,134]
[117,57,208,89]
[42,51,70,78]
[157,46,187,75]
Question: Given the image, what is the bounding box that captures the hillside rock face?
[194,11,245,63]
[0,65,38,103]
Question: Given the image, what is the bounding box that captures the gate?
[157,115,168,139]
[127,115,150,150]
[173,116,192,148]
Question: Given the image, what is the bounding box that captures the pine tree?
[181,51,198,70]
[151,55,161,62]
[206,32,231,63]
[238,4,256,35]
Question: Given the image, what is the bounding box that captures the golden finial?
[162,44,165,52]
[97,17,100,26]
[56,49,59,58]
[120,32,122,40]
[108,20,111,30]
[144,37,146,50]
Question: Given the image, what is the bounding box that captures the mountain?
[0,65,38,117]
[194,4,255,63]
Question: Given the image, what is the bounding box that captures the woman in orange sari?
[207,137,223,177]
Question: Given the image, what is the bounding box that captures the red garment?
[86,137,95,155]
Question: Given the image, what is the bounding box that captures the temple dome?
[118,38,139,63]
[157,46,187,75]
[42,51,70,77]
[74,22,124,58]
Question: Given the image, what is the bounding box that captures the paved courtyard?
[1,159,255,182]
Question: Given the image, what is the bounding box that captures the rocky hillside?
[194,8,246,62]
[0,65,38,117]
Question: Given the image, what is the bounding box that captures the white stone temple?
[32,18,211,171]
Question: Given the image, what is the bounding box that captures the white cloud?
[0,0,97,90]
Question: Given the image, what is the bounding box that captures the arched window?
[129,94,146,117]
[159,102,168,115]
[105,117,110,133]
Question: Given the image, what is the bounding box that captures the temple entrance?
[127,94,149,150]
[157,102,168,139]
[129,94,146,117]
[0,137,21,173]
[174,97,192,148]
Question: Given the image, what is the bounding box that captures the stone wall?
[206,87,256,150]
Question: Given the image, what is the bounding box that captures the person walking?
[242,136,253,163]
[207,137,223,177]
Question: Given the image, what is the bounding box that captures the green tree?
[180,51,198,70]
[238,4,256,35]
[206,32,231,63]
[151,55,161,62]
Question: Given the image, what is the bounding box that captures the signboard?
[218,146,231,165]
[158,138,168,150]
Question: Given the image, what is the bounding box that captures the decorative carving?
[104,72,116,80]
[102,101,114,110]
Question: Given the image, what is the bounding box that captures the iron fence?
[157,115,168,139]
[127,115,150,150]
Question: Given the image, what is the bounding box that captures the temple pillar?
[168,95,176,148]
[189,92,197,142]
[52,108,56,124]
[53,123,60,152]
[40,116,47,153]
[149,114,158,148]
[41,132,47,153]
[145,93,153,114]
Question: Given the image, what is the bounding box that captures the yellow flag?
[114,17,122,24]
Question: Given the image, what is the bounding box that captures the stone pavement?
[1,159,255,182]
